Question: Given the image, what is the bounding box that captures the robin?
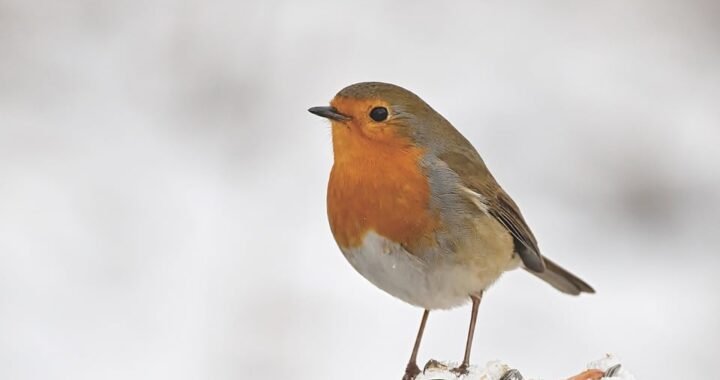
[309,82,594,380]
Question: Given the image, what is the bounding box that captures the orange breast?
[327,125,439,251]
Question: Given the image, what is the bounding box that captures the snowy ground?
[1,1,719,380]
[417,354,634,380]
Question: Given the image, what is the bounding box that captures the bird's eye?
[369,107,388,122]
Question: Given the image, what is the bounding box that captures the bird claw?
[402,362,421,380]
[421,361,523,379]
[449,363,469,377]
[499,368,524,380]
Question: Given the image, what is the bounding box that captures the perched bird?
[309,82,594,380]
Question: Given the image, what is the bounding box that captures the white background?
[1,1,718,379]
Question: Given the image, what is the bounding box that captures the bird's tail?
[529,256,595,295]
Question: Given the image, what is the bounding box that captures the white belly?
[340,231,514,310]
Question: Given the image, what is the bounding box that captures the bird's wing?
[438,150,546,273]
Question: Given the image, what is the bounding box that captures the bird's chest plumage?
[327,136,439,252]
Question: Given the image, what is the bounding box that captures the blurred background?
[1,0,718,379]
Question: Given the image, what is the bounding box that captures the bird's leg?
[451,292,483,376]
[402,309,430,380]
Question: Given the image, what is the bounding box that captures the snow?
[585,355,636,380]
[416,354,635,380]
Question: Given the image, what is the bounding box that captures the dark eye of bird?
[369,107,388,122]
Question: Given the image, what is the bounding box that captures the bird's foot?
[402,362,421,380]
[449,363,469,377]
[499,368,524,380]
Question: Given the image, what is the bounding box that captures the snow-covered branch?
[416,354,634,380]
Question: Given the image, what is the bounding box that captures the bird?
[308,82,594,380]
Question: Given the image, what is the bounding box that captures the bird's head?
[309,82,447,155]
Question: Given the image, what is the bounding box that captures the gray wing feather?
[438,150,546,273]
[487,191,545,272]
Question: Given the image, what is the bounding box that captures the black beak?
[308,106,350,122]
